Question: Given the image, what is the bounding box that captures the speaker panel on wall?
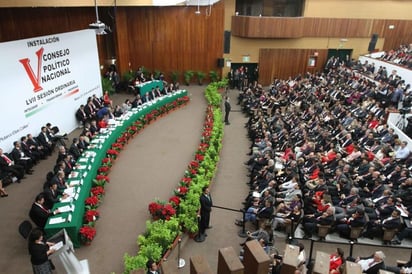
[217,58,224,68]
[224,31,231,54]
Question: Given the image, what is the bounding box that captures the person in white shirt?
[395,141,410,160]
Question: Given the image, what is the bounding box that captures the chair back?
[18,220,33,239]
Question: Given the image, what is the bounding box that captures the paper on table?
[58,205,73,213]
[60,197,73,203]
[51,241,64,251]
[49,217,66,225]
[78,158,88,163]
[69,172,79,178]
[69,180,80,187]
[64,187,75,196]
[76,165,87,170]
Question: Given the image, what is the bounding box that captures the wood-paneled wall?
[232,16,412,51]
[259,49,328,86]
[116,4,224,82]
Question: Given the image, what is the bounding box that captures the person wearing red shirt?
[330,248,344,274]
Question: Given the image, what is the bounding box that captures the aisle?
[74,88,207,273]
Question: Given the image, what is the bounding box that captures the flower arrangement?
[107,149,119,159]
[174,186,188,197]
[112,142,124,151]
[101,157,113,168]
[98,166,110,175]
[128,125,138,136]
[168,196,181,207]
[79,225,96,244]
[85,196,100,210]
[180,177,192,187]
[91,186,105,197]
[117,135,129,145]
[148,200,176,221]
[84,209,100,224]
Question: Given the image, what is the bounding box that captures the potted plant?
[101,77,115,95]
[170,71,180,84]
[184,70,194,86]
[79,225,96,245]
[209,70,219,82]
[196,71,206,85]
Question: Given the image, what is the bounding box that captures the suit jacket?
[29,203,52,228]
[37,132,51,147]
[200,194,213,215]
[43,188,61,210]
[69,143,81,160]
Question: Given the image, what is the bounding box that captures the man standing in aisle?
[196,186,213,242]
[224,96,231,125]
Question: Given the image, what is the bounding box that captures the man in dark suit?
[75,104,89,125]
[20,136,41,164]
[37,126,53,155]
[43,181,68,210]
[10,141,34,174]
[26,133,47,159]
[224,96,231,125]
[29,193,60,228]
[0,148,25,181]
[69,138,81,161]
[196,186,213,242]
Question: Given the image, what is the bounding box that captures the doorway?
[229,63,259,90]
[327,49,353,65]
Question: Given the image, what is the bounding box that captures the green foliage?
[123,253,148,274]
[184,70,195,85]
[122,70,135,83]
[209,70,219,82]
[205,84,222,108]
[171,71,180,84]
[154,70,161,80]
[101,77,115,95]
[196,71,206,85]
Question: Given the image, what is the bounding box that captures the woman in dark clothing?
[28,228,55,274]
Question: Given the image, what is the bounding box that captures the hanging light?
[195,0,200,14]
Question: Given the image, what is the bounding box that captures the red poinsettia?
[112,143,124,151]
[98,166,110,175]
[189,161,199,169]
[84,209,100,223]
[174,186,188,197]
[85,196,100,209]
[148,200,176,220]
[96,174,110,182]
[195,154,204,162]
[91,186,105,197]
[180,177,192,186]
[79,225,96,242]
[107,149,119,159]
[169,196,180,207]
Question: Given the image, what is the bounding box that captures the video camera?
[399,108,411,115]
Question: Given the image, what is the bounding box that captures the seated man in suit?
[303,206,335,238]
[11,141,34,174]
[347,251,386,274]
[363,208,402,239]
[43,181,69,210]
[0,148,25,181]
[29,193,60,228]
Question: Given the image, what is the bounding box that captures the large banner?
[0,29,102,151]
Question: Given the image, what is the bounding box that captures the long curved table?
[44,90,187,247]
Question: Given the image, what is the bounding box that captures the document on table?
[78,158,88,163]
[76,165,87,170]
[49,217,66,225]
[51,241,64,251]
[57,205,74,213]
[69,180,80,187]
[60,196,73,203]
[69,172,79,178]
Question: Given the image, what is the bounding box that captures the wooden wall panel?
[259,48,328,86]
[231,16,412,41]
[118,4,224,82]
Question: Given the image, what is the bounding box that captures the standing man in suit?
[196,186,213,242]
[224,96,231,125]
